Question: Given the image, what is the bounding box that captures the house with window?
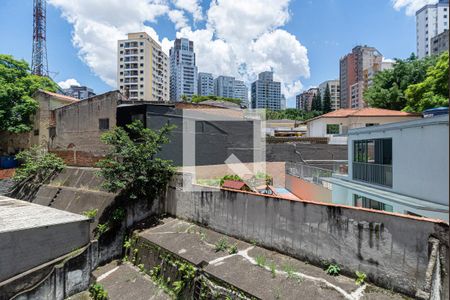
[325,114,449,221]
[305,108,420,144]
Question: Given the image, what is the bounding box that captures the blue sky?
[0,0,425,107]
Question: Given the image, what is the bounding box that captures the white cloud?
[168,10,189,29]
[392,0,437,16]
[172,0,203,21]
[58,78,80,89]
[50,0,310,101]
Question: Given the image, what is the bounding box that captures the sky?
[0,0,438,107]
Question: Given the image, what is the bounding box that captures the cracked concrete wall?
[165,174,449,298]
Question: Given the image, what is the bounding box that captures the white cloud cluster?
[392,0,438,16]
[49,0,310,100]
[58,78,80,89]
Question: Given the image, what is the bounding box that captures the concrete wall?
[51,91,124,155]
[165,173,449,297]
[347,115,449,206]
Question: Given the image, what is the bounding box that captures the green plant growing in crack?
[199,231,207,241]
[228,243,238,254]
[89,283,108,300]
[214,237,229,252]
[355,271,367,285]
[82,208,98,219]
[269,262,277,278]
[255,255,266,267]
[96,223,110,237]
[326,263,340,276]
[138,264,145,273]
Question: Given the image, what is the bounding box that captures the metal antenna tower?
[31,0,49,76]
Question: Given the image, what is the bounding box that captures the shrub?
[228,244,238,254]
[355,271,367,285]
[214,237,229,252]
[82,208,98,219]
[13,146,65,182]
[326,264,340,276]
[89,283,108,300]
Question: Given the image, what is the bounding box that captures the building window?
[326,124,340,134]
[365,123,379,127]
[99,118,109,130]
[140,42,143,46]
[353,194,393,212]
[353,138,392,187]
[34,129,39,136]
[140,49,144,53]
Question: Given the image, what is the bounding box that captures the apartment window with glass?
[326,124,340,134]
[353,194,393,212]
[353,138,392,187]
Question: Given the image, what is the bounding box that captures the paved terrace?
[132,217,409,300]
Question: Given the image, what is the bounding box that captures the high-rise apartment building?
[197,72,214,96]
[339,45,383,109]
[214,76,235,98]
[170,38,198,101]
[117,32,169,101]
[213,75,248,105]
[63,85,95,100]
[251,71,282,110]
[232,80,249,106]
[296,88,318,111]
[431,29,449,56]
[416,0,449,58]
[318,80,340,111]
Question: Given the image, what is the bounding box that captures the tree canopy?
[265,108,321,121]
[404,51,449,112]
[191,94,241,105]
[322,84,332,113]
[0,54,59,133]
[364,52,448,112]
[311,90,322,112]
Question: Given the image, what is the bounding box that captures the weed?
[326,264,340,276]
[283,264,296,279]
[214,237,229,252]
[199,231,207,241]
[269,262,277,278]
[111,208,126,223]
[82,208,98,219]
[96,223,110,237]
[355,271,367,285]
[255,255,266,267]
[228,244,238,254]
[89,283,108,300]
[138,264,145,272]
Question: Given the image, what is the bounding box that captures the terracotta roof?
[221,180,248,190]
[306,108,419,122]
[37,90,79,103]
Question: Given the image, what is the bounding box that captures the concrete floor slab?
[92,261,170,300]
[137,218,412,300]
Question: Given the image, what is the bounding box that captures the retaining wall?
[165,173,449,298]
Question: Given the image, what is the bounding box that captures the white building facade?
[198,72,214,96]
[416,0,449,58]
[117,32,169,102]
[170,38,198,101]
[326,115,449,221]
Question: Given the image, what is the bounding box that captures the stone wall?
[165,173,449,298]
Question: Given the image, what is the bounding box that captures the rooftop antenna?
[31,0,49,77]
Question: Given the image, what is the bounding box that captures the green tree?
[265,108,320,121]
[0,54,59,133]
[404,51,449,112]
[311,90,322,112]
[96,120,175,200]
[364,53,439,110]
[322,83,332,113]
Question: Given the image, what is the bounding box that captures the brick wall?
[50,150,105,167]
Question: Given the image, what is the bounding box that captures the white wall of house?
[307,116,421,138]
[347,115,449,207]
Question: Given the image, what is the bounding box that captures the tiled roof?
[222,180,248,190]
[306,108,419,122]
[38,90,79,103]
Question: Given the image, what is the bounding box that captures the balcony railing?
[352,162,392,187]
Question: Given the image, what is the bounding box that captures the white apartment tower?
[170,38,198,101]
[117,32,169,102]
[416,0,449,58]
